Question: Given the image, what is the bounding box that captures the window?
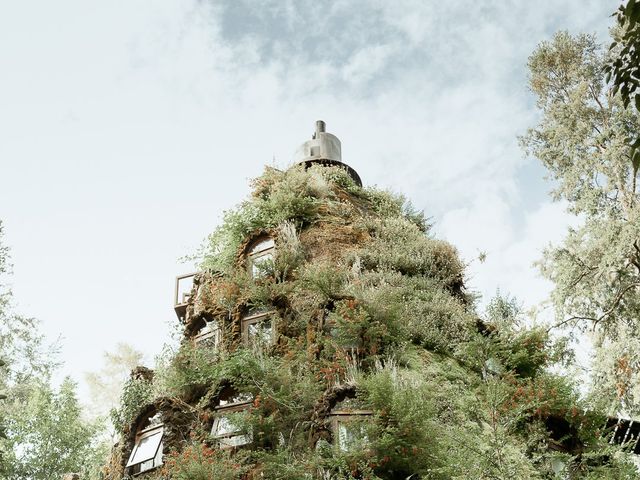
[193,319,221,348]
[329,397,372,452]
[211,415,252,448]
[126,424,164,474]
[330,412,372,451]
[174,272,196,321]
[241,311,275,349]
[211,389,253,449]
[247,237,275,278]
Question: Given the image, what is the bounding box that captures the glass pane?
[219,433,252,448]
[333,397,367,411]
[212,416,241,437]
[195,321,220,344]
[248,319,273,346]
[148,412,162,427]
[218,392,253,407]
[176,275,194,305]
[337,421,368,451]
[127,430,163,466]
[337,423,351,450]
[154,441,163,467]
[251,252,273,277]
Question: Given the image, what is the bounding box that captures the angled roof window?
[126,424,164,473]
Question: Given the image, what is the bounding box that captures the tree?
[84,343,144,429]
[522,32,640,416]
[0,220,56,476]
[4,378,106,480]
[0,221,107,478]
[606,0,640,111]
[605,0,640,176]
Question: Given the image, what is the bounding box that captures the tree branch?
[592,282,640,327]
[547,282,640,332]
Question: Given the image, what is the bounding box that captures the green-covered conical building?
[105,123,638,480]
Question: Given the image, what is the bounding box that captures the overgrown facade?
[104,122,639,479]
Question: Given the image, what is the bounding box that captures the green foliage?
[0,222,106,478]
[160,442,250,480]
[109,163,634,478]
[470,295,568,379]
[150,344,262,404]
[0,227,56,388]
[243,356,322,452]
[200,166,326,272]
[85,342,144,427]
[299,261,349,301]
[359,217,464,287]
[360,188,429,232]
[523,30,640,421]
[523,31,638,216]
[110,376,153,434]
[606,0,640,111]
[4,377,105,480]
[327,299,392,356]
[355,273,473,353]
[254,448,318,479]
[272,221,306,282]
[358,362,451,477]
[199,165,432,274]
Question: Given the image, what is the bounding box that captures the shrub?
[355,273,474,352]
[358,217,464,288]
[160,442,250,480]
[110,377,152,433]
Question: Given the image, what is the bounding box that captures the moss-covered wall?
[105,165,636,479]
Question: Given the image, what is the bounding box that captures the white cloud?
[0,0,617,399]
[341,43,397,86]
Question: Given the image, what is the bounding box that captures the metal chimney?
[293,120,362,186]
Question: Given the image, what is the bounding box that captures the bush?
[160,442,250,480]
[359,217,464,288]
[355,273,474,352]
[110,377,152,433]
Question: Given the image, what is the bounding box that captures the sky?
[0,1,618,400]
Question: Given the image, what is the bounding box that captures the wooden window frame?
[193,319,221,348]
[246,238,275,278]
[174,272,197,306]
[174,272,197,321]
[241,310,276,347]
[211,399,253,449]
[329,410,373,452]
